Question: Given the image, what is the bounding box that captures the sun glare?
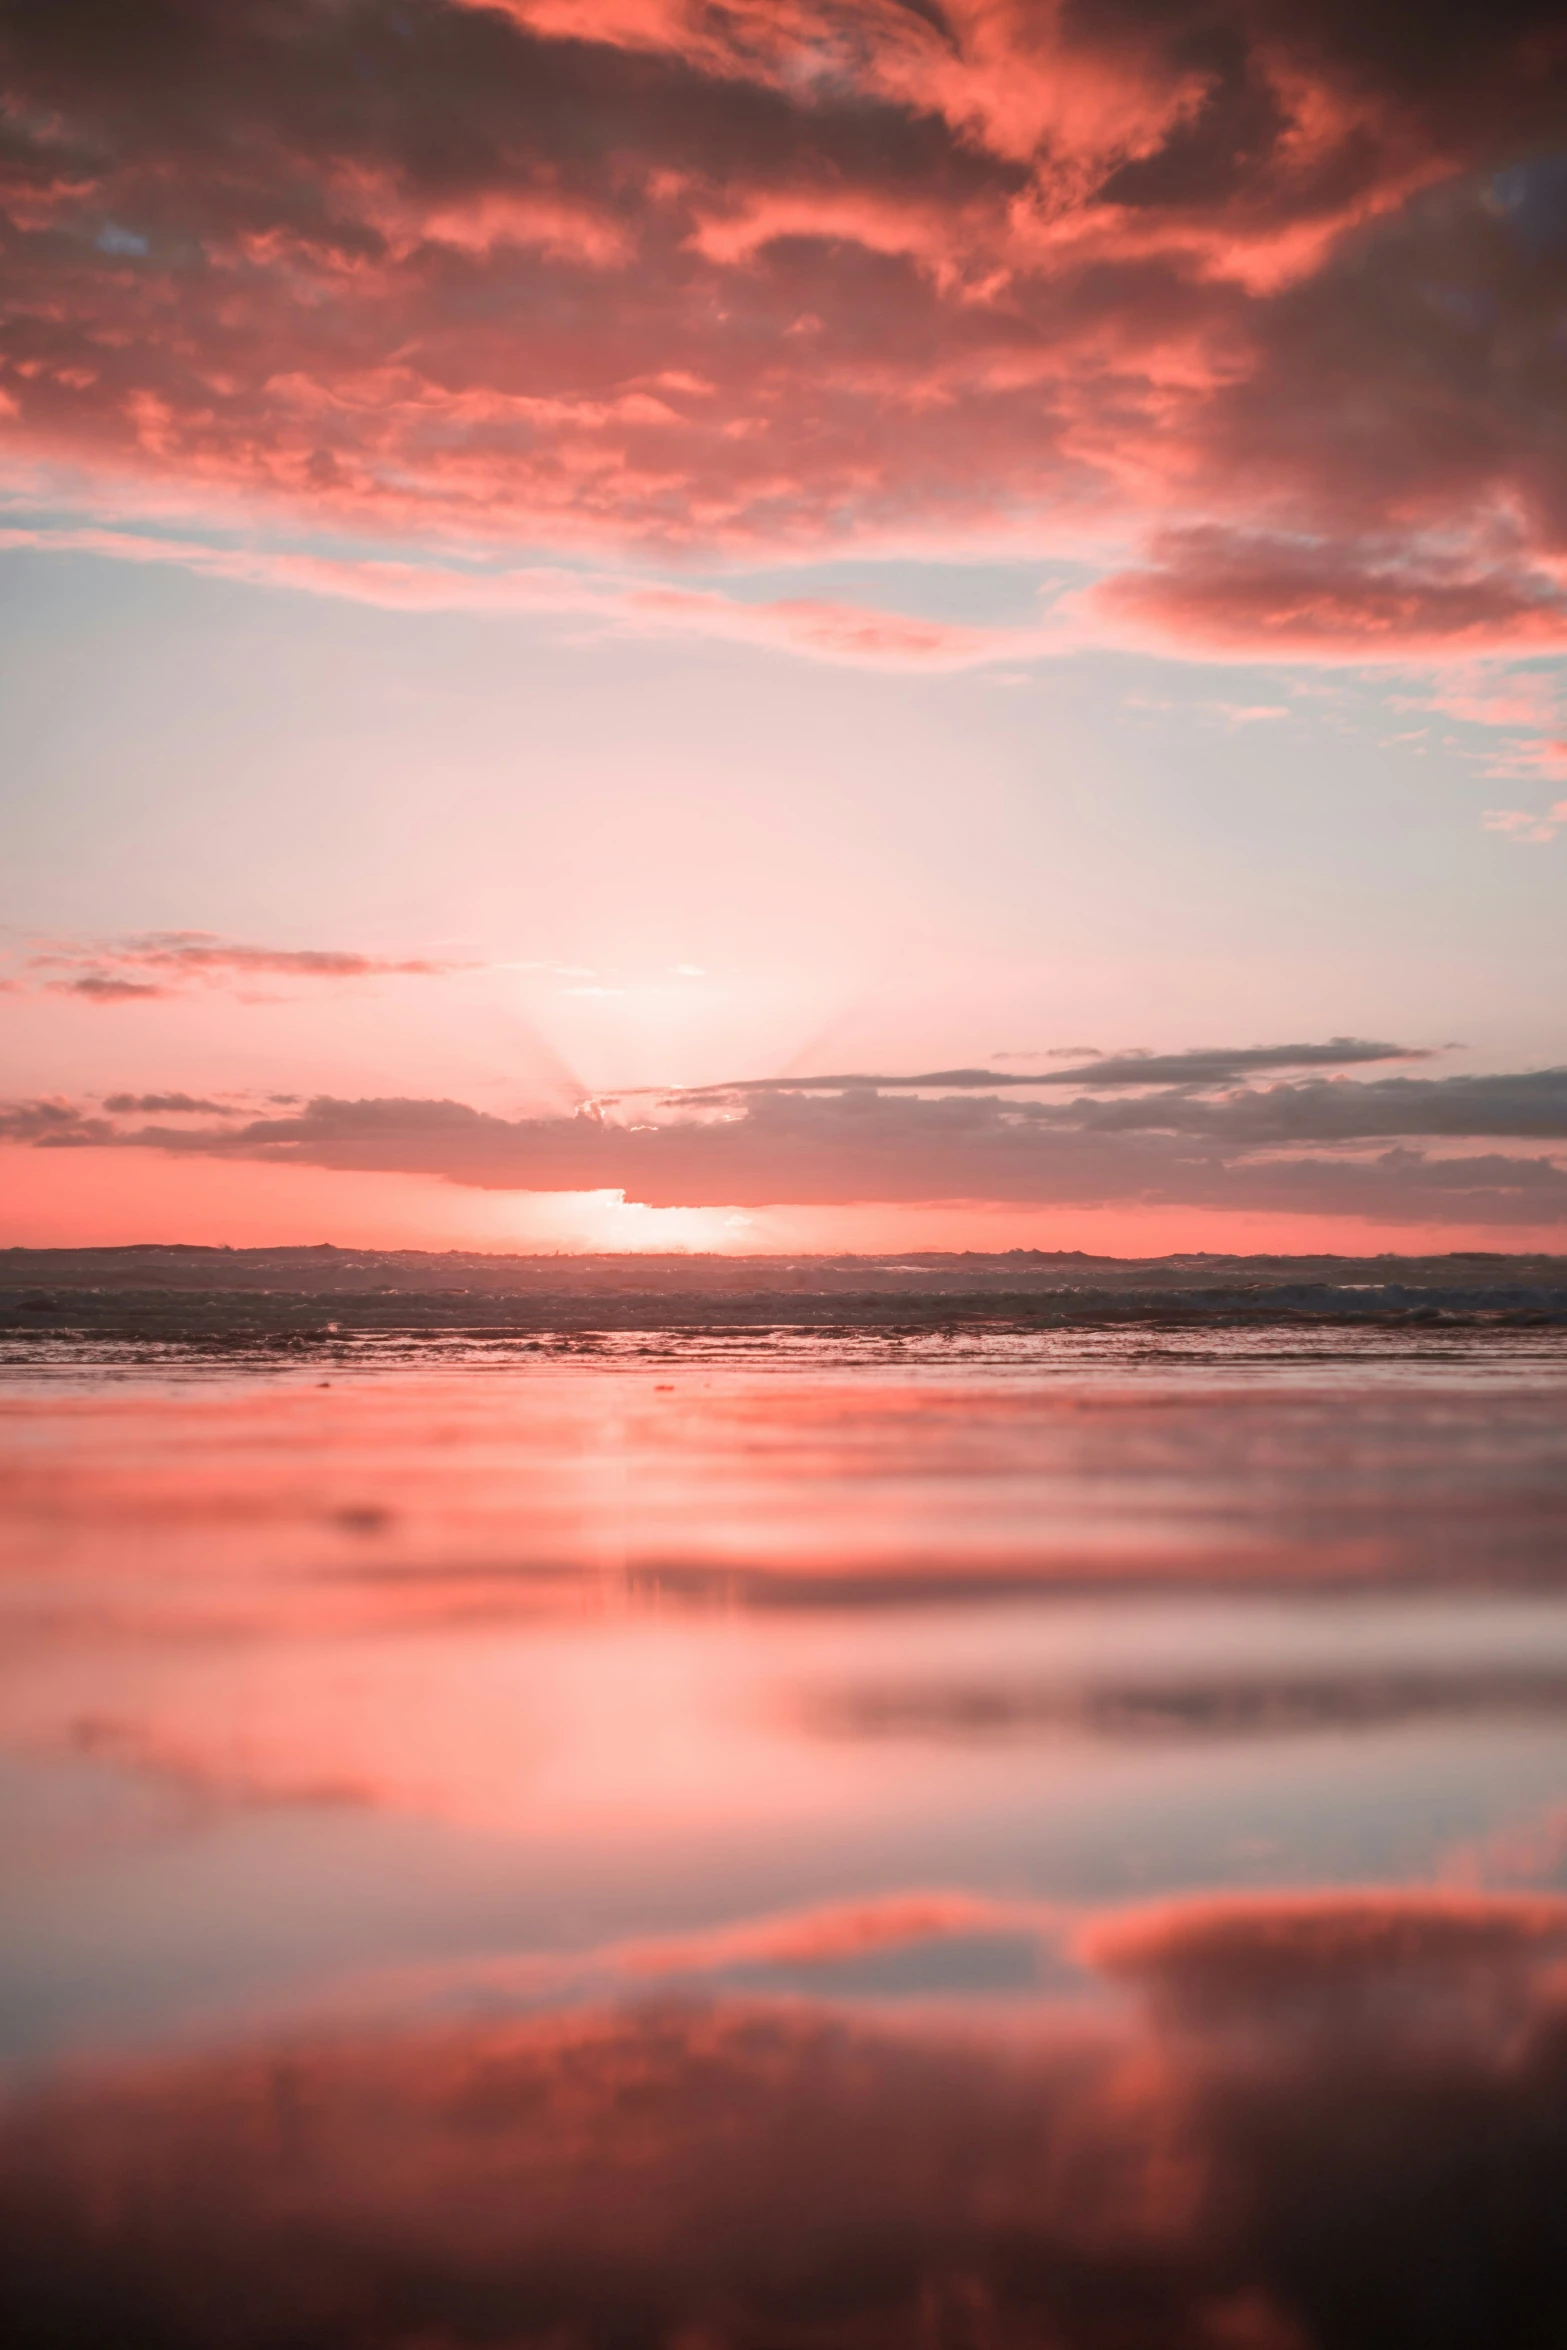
[566,1191,757,1252]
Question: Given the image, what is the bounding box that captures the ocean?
[3,1249,1567,2348]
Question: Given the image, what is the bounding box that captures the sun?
[562,1191,762,1253]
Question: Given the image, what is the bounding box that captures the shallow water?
[4,1333,1567,2347]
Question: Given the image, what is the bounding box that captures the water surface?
[4,1326,1567,2346]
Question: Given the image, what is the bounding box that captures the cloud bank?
[1,0,1565,666]
[7,1046,1567,1224]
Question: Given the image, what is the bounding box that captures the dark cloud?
[678,1039,1427,1095]
[1073,1066,1567,1141]
[1098,528,1567,658]
[5,1062,1567,1222]
[100,1092,235,1114]
[0,3,1563,652]
[1041,1041,1427,1086]
[45,975,167,1002]
[111,935,454,979]
[0,1099,113,1145]
[4,1888,1567,2350]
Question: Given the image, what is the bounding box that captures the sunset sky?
[2,0,1565,1252]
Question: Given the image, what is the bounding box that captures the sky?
[1,0,1565,1254]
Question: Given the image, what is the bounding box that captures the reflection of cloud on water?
[282,1891,1075,2031]
[804,1667,1567,1745]
[63,1712,380,1815]
[6,1890,1567,2350]
[1441,1800,1567,1892]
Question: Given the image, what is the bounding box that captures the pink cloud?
[20,931,473,1001]
[1423,676,1566,732]
[1486,739,1567,780]
[1483,799,1567,844]
[0,0,1563,657]
[0,526,1032,668]
[627,585,1030,667]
